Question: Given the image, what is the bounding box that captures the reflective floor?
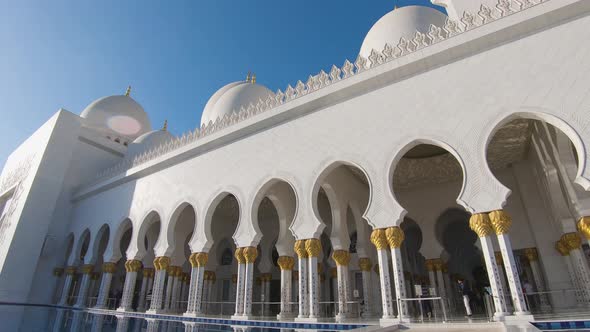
[5,304,590,331]
[7,305,365,332]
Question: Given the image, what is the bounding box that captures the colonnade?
[52,210,590,323]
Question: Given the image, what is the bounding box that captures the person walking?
[457,279,472,317]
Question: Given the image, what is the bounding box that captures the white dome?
[81,95,152,140]
[126,129,174,158]
[200,81,273,126]
[360,6,447,59]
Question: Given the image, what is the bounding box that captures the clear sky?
[0,0,443,166]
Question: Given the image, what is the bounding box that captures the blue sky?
[0,0,442,166]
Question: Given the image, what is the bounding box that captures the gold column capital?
[53,267,64,277]
[235,248,245,264]
[358,257,372,271]
[433,259,443,271]
[385,226,405,248]
[192,252,208,267]
[277,256,295,270]
[331,250,351,266]
[154,256,170,271]
[524,248,538,262]
[425,259,435,272]
[103,262,117,274]
[294,240,308,259]
[305,239,321,258]
[469,213,494,238]
[81,264,94,274]
[578,217,590,240]
[494,251,504,265]
[370,229,388,250]
[243,246,258,263]
[555,240,570,256]
[442,263,448,273]
[489,210,512,235]
[143,268,154,277]
[125,259,142,272]
[65,266,77,275]
[561,233,582,251]
[261,273,272,281]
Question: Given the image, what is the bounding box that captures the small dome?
[81,94,152,140]
[360,6,447,59]
[126,129,173,158]
[200,81,273,126]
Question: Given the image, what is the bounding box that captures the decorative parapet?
[85,0,548,188]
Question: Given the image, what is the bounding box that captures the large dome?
[359,6,447,59]
[81,94,152,140]
[200,81,273,126]
[126,128,173,158]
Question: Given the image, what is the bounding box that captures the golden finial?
[252,73,256,84]
[125,86,131,97]
[162,120,168,131]
[246,71,251,83]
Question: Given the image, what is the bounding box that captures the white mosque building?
[2,0,590,330]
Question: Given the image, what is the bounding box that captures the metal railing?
[524,289,590,314]
[398,296,448,323]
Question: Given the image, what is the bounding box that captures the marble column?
[260,273,272,316]
[231,274,238,302]
[163,266,176,311]
[442,264,455,311]
[137,268,154,311]
[181,273,189,310]
[469,213,509,318]
[147,256,170,313]
[371,229,395,321]
[242,246,258,317]
[95,262,116,309]
[524,248,551,309]
[58,266,76,305]
[494,251,511,310]
[115,316,130,332]
[330,268,338,305]
[75,264,94,307]
[118,259,142,311]
[172,268,183,312]
[202,272,211,313]
[386,227,409,320]
[425,260,437,295]
[489,210,530,315]
[555,240,586,305]
[52,268,65,304]
[233,248,246,317]
[373,264,383,316]
[293,271,299,310]
[185,253,203,315]
[209,271,217,313]
[70,311,84,332]
[332,250,351,319]
[358,258,373,317]
[145,319,160,332]
[90,314,104,332]
[305,239,321,319]
[294,240,309,319]
[561,233,590,302]
[434,261,447,300]
[277,256,294,319]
